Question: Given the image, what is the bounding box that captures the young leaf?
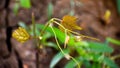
[50,49,70,68]
[59,15,82,31]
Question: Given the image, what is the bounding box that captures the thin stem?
[32,13,36,38]
[50,25,80,68]
[111,54,120,60]
[69,30,100,41]
[40,19,54,37]
[53,21,66,30]
[50,24,65,54]
[70,56,81,68]
[35,18,54,68]
[52,18,62,22]
[32,13,39,68]
[53,21,99,41]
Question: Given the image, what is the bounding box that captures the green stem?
[32,13,39,68]
[70,56,81,68]
[50,25,80,68]
[32,13,36,38]
[49,24,65,55]
[35,18,54,68]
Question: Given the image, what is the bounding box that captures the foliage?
[11,0,120,68]
[15,14,120,68]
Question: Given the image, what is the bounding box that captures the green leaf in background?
[88,42,113,53]
[13,3,19,15]
[20,0,31,9]
[69,0,75,16]
[18,21,27,29]
[103,57,119,68]
[47,2,53,20]
[50,49,70,68]
[106,37,120,45]
[117,0,120,14]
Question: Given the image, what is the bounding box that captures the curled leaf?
[59,15,82,31]
[12,27,30,43]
